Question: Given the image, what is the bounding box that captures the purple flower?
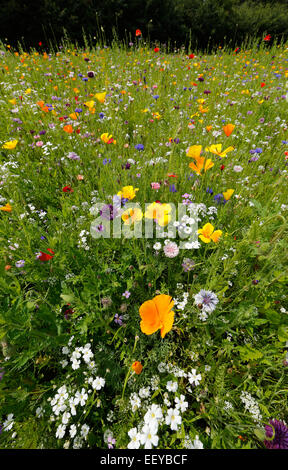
[114,314,123,326]
[15,260,25,268]
[182,258,195,272]
[100,204,118,221]
[87,71,95,78]
[169,184,177,193]
[67,152,80,161]
[122,290,131,299]
[264,419,288,449]
[135,144,144,151]
[214,193,225,205]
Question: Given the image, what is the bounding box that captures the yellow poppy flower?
[2,140,18,150]
[223,189,235,200]
[205,144,234,158]
[121,207,143,225]
[117,186,139,200]
[186,145,202,159]
[95,92,106,103]
[100,133,116,144]
[84,100,95,109]
[144,202,172,227]
[198,223,222,243]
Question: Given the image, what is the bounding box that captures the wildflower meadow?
[0,36,288,450]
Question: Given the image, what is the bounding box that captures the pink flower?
[151,182,161,190]
[36,141,43,147]
[163,242,179,258]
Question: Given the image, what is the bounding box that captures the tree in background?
[0,0,287,49]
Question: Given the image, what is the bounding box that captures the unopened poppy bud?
[131,361,143,375]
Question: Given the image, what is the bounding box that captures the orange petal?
[160,310,175,338]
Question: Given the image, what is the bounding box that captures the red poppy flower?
[154,47,159,53]
[62,185,73,193]
[189,53,195,59]
[135,29,142,37]
[220,165,225,171]
[39,42,42,46]
[261,82,266,87]
[38,248,55,261]
[264,34,271,42]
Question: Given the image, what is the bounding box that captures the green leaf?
[237,344,263,362]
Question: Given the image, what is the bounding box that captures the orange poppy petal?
[210,230,222,242]
[139,299,161,335]
[160,310,175,338]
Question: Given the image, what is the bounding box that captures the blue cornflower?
[135,144,144,151]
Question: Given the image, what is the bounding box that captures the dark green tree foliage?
[0,0,287,49]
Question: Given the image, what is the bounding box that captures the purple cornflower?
[114,314,123,326]
[206,187,213,195]
[169,184,177,193]
[264,419,288,449]
[248,156,259,163]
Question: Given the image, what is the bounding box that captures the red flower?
[38,248,55,261]
[135,29,142,37]
[220,165,225,171]
[62,185,73,193]
[189,53,195,59]
[261,82,266,87]
[264,34,271,42]
[154,47,159,53]
[39,42,42,46]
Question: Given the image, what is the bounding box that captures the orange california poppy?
[139,294,174,338]
[0,203,12,212]
[223,123,235,137]
[63,125,73,134]
[132,361,143,374]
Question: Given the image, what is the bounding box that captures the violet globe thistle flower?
[264,419,288,449]
[182,258,195,272]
